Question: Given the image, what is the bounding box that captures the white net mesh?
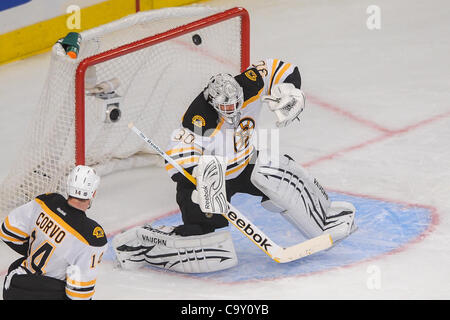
[0,6,245,216]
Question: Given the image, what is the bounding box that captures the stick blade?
[273,234,333,263]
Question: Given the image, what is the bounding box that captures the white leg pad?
[251,154,356,242]
[325,201,357,242]
[113,225,238,273]
[112,227,146,270]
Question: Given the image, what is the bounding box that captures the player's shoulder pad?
[35,193,107,247]
[235,67,265,102]
[79,218,107,247]
[182,92,219,136]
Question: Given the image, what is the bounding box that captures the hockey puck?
[192,34,202,46]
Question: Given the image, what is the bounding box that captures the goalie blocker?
[191,155,228,215]
[112,225,237,273]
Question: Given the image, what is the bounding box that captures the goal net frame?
[74,6,250,165]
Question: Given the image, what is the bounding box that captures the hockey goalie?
[113,59,357,273]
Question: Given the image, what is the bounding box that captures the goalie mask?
[204,73,244,124]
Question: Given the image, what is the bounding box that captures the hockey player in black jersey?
[1,165,107,300]
[113,59,356,273]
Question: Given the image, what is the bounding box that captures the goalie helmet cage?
[0,6,250,216]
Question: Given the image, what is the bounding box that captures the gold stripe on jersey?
[225,145,254,176]
[165,156,200,172]
[274,63,292,85]
[4,216,29,238]
[0,228,26,243]
[268,59,280,94]
[226,156,251,177]
[35,198,89,246]
[66,276,96,300]
[227,145,253,165]
[67,277,96,287]
[242,87,264,110]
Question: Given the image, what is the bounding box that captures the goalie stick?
[128,123,333,263]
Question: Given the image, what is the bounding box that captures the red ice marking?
[306,94,393,134]
[303,95,450,168]
[302,132,392,168]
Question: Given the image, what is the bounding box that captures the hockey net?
[0,6,249,216]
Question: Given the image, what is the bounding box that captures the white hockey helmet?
[204,73,244,124]
[66,165,100,200]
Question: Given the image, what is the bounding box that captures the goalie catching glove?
[262,83,306,127]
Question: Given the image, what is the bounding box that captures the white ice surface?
[0,0,449,299]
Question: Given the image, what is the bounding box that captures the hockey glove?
[262,83,306,127]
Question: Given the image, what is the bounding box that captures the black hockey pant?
[3,257,67,300]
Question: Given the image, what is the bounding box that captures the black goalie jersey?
[0,193,107,300]
[165,58,302,180]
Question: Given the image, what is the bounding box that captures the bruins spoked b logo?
[234,117,255,152]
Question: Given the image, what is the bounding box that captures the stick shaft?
[129,124,197,185]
